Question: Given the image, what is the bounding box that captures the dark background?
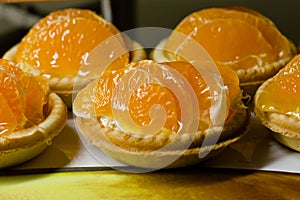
[0,0,299,56]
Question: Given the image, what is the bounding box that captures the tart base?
[76,101,250,169]
[0,92,67,169]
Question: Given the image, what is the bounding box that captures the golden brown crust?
[95,134,244,169]
[76,100,249,168]
[0,92,67,168]
[254,77,300,151]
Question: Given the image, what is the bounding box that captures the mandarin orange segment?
[217,65,241,103]
[22,76,48,125]
[128,83,181,132]
[94,68,125,118]
[187,19,275,70]
[0,65,26,128]
[161,61,240,130]
[256,55,300,119]
[42,8,121,35]
[45,8,102,21]
[0,59,48,125]
[161,61,211,127]
[0,93,18,135]
[166,7,292,71]
[0,59,49,134]
[15,8,129,78]
[94,60,182,132]
[94,60,152,118]
[93,60,240,132]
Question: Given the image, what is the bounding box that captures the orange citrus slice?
[94,67,126,118]
[166,7,293,71]
[93,60,182,133]
[161,61,240,130]
[0,93,18,135]
[15,8,129,78]
[0,59,49,125]
[0,63,26,130]
[255,54,300,119]
[128,82,181,133]
[92,60,240,132]
[0,59,49,135]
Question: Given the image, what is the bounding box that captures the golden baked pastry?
[151,7,296,96]
[3,8,146,107]
[73,60,249,168]
[0,59,67,168]
[255,54,300,152]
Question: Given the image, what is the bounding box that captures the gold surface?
[1,168,300,199]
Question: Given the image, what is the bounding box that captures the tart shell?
[0,92,67,169]
[75,101,250,169]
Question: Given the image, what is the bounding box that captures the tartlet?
[0,93,67,169]
[0,59,67,168]
[3,8,146,107]
[73,60,249,169]
[254,54,300,152]
[151,7,296,96]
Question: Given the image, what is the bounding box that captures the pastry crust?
[76,100,249,168]
[151,38,296,96]
[3,40,147,108]
[254,77,300,151]
[0,92,67,168]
